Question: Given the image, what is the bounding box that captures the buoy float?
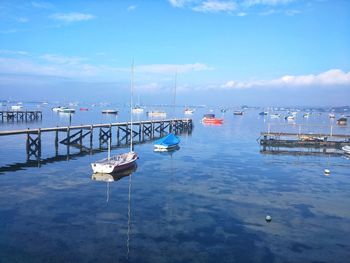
[324,169,330,176]
[265,215,272,223]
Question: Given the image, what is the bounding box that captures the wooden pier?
[0,118,192,161]
[260,126,350,150]
[0,111,42,122]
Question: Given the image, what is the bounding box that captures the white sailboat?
[91,61,138,174]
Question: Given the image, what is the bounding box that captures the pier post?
[90,125,93,151]
[55,128,59,155]
[117,126,120,146]
[37,128,41,159]
[66,127,70,159]
[26,129,30,160]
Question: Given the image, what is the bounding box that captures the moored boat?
[259,111,268,116]
[202,114,223,124]
[132,106,144,113]
[154,133,180,151]
[91,60,138,174]
[342,145,350,155]
[147,111,167,117]
[233,111,244,115]
[337,117,347,126]
[59,108,75,113]
[11,105,23,111]
[102,109,118,114]
[184,108,195,115]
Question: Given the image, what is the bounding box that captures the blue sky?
[0,0,349,106]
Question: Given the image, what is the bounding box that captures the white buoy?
[324,169,330,176]
[265,215,272,223]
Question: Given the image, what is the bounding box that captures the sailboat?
[132,95,144,113]
[154,72,180,151]
[91,61,138,174]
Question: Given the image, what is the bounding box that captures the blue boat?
[154,133,180,151]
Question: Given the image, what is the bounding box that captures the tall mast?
[173,70,177,118]
[130,59,134,152]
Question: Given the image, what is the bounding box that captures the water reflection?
[91,164,137,260]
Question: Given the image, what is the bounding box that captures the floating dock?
[259,123,350,156]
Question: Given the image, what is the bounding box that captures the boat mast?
[130,59,134,152]
[173,70,177,118]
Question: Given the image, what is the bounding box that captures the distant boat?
[329,113,335,118]
[132,106,144,114]
[285,115,295,121]
[259,111,268,116]
[92,60,138,174]
[342,145,350,155]
[102,109,118,114]
[220,108,227,113]
[337,117,347,126]
[147,111,167,117]
[59,108,75,113]
[154,133,180,151]
[270,113,280,118]
[202,113,223,125]
[11,105,23,111]
[184,108,195,115]
[233,111,244,115]
[303,113,310,118]
[80,108,89,111]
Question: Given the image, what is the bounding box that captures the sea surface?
[0,104,350,263]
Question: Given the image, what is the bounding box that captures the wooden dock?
[260,129,350,149]
[0,118,193,161]
[0,111,42,122]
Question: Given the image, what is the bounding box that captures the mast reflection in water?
[91,164,137,260]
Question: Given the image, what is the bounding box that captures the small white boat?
[285,115,295,121]
[233,111,244,115]
[59,108,75,113]
[184,108,195,115]
[102,109,118,114]
[52,106,65,112]
[92,60,138,174]
[270,113,280,118]
[11,105,23,111]
[132,106,144,113]
[91,151,138,174]
[342,145,350,155]
[147,111,167,117]
[303,113,310,118]
[329,113,335,118]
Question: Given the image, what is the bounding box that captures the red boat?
[80,108,89,111]
[202,114,223,125]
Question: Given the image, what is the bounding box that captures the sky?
[0,0,349,106]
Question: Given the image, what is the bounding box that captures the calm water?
[0,105,350,263]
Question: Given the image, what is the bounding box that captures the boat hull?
[91,152,138,174]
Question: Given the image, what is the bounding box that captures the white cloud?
[222,69,350,89]
[168,0,188,8]
[237,12,247,16]
[192,0,237,13]
[17,17,29,23]
[168,0,300,15]
[31,1,54,9]
[127,5,137,11]
[243,0,295,6]
[136,63,212,74]
[0,49,29,56]
[40,54,84,65]
[49,12,95,23]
